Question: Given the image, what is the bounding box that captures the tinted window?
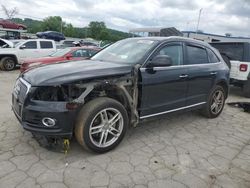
[40,41,53,49]
[186,45,208,64]
[89,49,98,57]
[157,44,183,66]
[210,43,244,61]
[72,49,88,57]
[207,48,220,63]
[23,41,37,49]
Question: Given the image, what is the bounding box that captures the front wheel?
[202,85,226,118]
[0,57,16,71]
[75,97,128,153]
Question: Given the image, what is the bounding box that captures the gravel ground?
[0,70,250,188]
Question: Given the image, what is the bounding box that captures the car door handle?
[179,74,188,78]
[210,72,217,75]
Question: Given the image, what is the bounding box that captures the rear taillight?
[239,64,248,72]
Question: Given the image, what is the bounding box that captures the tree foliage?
[10,17,133,42]
[88,21,107,40]
[42,16,65,32]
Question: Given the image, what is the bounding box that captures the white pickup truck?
[211,42,250,98]
[0,39,56,71]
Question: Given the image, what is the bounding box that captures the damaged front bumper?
[12,94,78,138]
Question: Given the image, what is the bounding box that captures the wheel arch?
[215,80,229,98]
[0,54,18,64]
[87,84,136,124]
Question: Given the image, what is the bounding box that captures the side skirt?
[140,102,206,119]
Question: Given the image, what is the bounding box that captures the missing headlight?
[32,85,86,101]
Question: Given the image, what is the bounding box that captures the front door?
[139,42,188,118]
[17,41,39,59]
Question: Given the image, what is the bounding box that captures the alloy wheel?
[89,108,124,148]
[4,59,15,70]
[210,90,224,115]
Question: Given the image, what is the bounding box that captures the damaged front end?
[13,65,140,141]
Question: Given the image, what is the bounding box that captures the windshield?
[14,41,22,47]
[91,38,158,64]
[49,48,71,57]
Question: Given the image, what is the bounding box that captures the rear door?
[140,42,188,118]
[184,43,218,105]
[39,41,55,56]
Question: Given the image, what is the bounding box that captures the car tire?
[202,85,226,118]
[75,97,128,153]
[0,57,16,71]
[243,79,250,98]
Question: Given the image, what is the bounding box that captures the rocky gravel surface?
[0,70,250,188]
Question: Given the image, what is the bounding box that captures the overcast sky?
[0,0,249,37]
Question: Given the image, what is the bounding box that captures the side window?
[72,49,88,57]
[88,50,98,57]
[156,44,183,66]
[207,48,220,63]
[186,45,209,64]
[40,41,53,49]
[23,41,37,49]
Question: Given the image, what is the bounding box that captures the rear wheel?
[75,97,128,153]
[0,57,16,71]
[243,79,250,98]
[202,85,226,118]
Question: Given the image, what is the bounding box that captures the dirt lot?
[0,70,250,188]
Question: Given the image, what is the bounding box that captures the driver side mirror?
[19,45,26,49]
[147,55,173,68]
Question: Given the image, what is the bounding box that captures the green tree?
[64,23,76,37]
[42,16,65,32]
[88,21,108,40]
[99,29,110,40]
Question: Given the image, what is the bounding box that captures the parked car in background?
[0,19,27,30]
[61,40,77,47]
[80,41,98,47]
[211,42,250,97]
[20,46,101,72]
[0,39,56,71]
[12,37,229,153]
[36,31,65,41]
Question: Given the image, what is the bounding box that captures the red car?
[20,46,101,72]
[0,19,27,30]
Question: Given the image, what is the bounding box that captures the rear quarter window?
[207,48,220,63]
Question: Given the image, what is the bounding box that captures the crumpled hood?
[22,60,133,86]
